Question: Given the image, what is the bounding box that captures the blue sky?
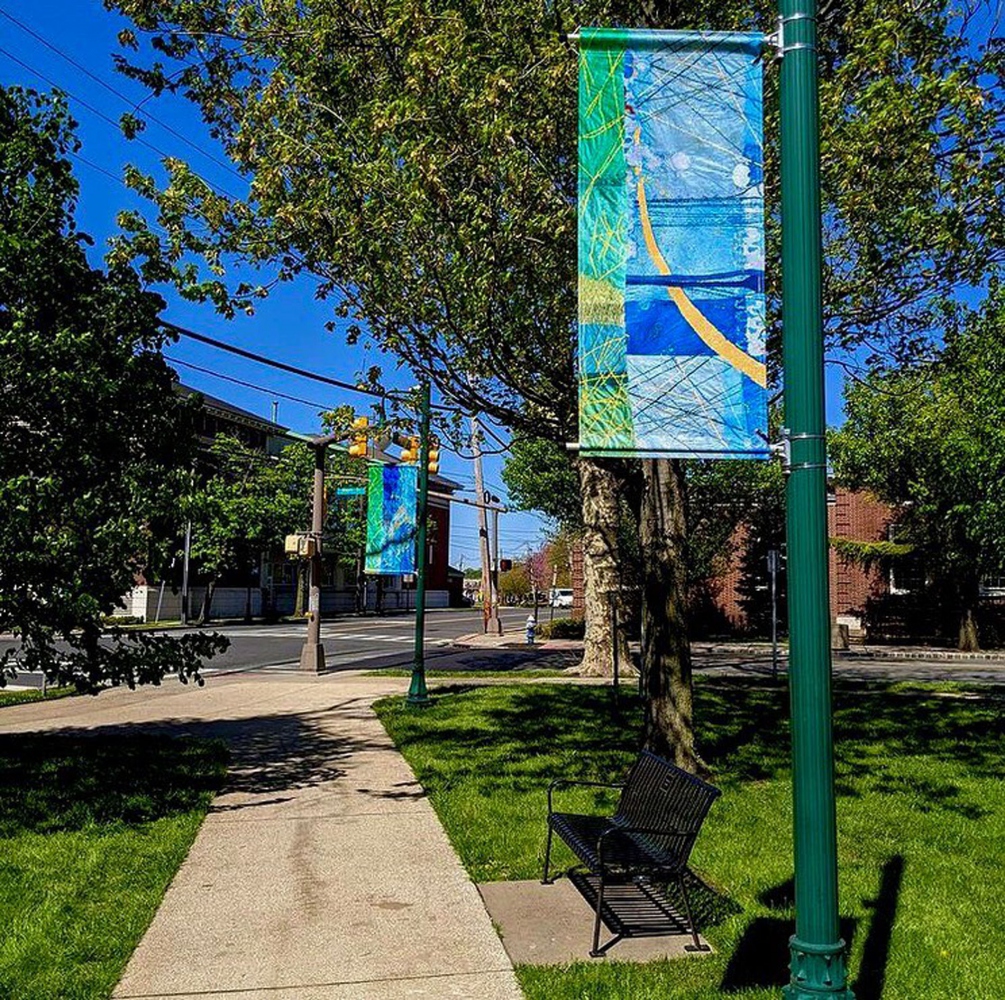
[0,1,554,569]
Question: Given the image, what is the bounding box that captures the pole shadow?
[720,874,856,993]
[855,855,905,1000]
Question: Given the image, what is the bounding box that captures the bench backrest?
[614,751,721,867]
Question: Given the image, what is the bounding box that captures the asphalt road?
[1,607,530,686]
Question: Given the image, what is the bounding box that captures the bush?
[101,615,144,627]
[538,617,585,640]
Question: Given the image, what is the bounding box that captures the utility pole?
[779,0,853,995]
[180,519,191,626]
[490,504,503,630]
[471,414,501,634]
[407,382,432,706]
[298,441,327,673]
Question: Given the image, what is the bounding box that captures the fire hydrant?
[525,614,537,646]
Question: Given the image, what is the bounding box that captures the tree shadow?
[423,648,584,673]
[0,734,227,835]
[2,695,406,825]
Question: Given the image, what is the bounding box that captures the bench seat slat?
[549,811,689,875]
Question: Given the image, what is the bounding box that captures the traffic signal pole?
[779,0,853,996]
[407,381,432,706]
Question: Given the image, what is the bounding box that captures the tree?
[187,433,368,622]
[502,435,634,672]
[0,86,226,690]
[105,0,1005,760]
[186,434,307,622]
[831,291,1005,651]
[498,563,531,604]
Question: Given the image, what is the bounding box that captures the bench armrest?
[547,778,625,815]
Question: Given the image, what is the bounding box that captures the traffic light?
[400,436,420,463]
[348,415,369,458]
[427,440,440,476]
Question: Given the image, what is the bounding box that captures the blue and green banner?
[578,28,768,458]
[365,464,418,575]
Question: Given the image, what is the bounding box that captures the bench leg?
[590,874,606,957]
[678,874,709,952]
[541,823,554,884]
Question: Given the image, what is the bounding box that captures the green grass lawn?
[0,733,227,999]
[366,668,567,678]
[0,687,76,709]
[375,678,1005,999]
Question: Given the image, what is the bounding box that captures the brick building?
[570,486,898,642]
[711,486,893,640]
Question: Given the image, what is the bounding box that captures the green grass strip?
[0,733,227,999]
[0,687,76,709]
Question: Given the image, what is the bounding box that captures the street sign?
[335,486,367,497]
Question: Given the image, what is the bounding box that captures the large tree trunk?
[958,582,980,651]
[572,457,633,676]
[197,578,217,626]
[639,459,703,775]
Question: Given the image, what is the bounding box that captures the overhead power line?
[165,356,335,411]
[0,44,242,203]
[162,320,457,414]
[0,7,244,181]
[162,321,401,400]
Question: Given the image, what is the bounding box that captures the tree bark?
[197,578,217,626]
[958,592,980,652]
[639,458,703,775]
[572,456,634,676]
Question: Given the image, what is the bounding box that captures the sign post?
[779,0,853,995]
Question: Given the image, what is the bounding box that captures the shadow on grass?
[426,648,584,674]
[719,855,904,995]
[1,695,411,827]
[856,855,905,1000]
[383,678,1004,817]
[0,735,228,836]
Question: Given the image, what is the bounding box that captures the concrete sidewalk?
[0,673,523,1000]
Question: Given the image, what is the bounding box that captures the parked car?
[549,588,574,608]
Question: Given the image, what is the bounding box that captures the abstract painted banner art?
[578,28,768,458]
[365,463,418,575]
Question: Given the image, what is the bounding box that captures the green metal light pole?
[779,0,853,997]
[407,381,432,707]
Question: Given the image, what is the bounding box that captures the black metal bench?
[542,750,721,956]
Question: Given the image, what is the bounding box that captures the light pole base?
[298,643,326,674]
[406,664,431,707]
[783,936,854,999]
[488,615,503,636]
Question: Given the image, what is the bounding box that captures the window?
[887,525,925,595]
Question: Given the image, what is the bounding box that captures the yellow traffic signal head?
[348,414,369,458]
[400,435,420,464]
[427,445,440,475]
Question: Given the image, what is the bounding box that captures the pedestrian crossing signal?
[348,416,369,458]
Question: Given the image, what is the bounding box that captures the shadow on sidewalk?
[5,698,409,817]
